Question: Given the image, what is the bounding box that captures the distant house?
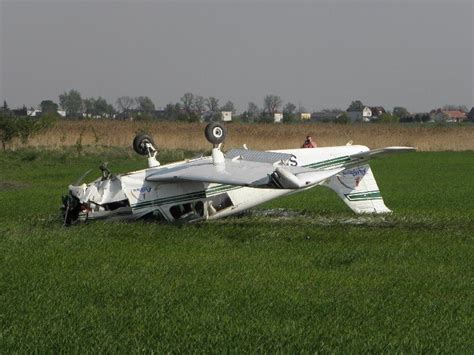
[201,111,231,122]
[12,107,66,118]
[115,112,135,121]
[445,110,466,122]
[346,106,372,122]
[300,112,311,121]
[221,111,232,122]
[346,106,386,122]
[273,112,283,123]
[152,108,166,119]
[311,111,344,122]
[12,108,28,116]
[27,108,42,117]
[82,113,100,119]
[431,109,467,123]
[369,106,386,119]
[467,107,474,122]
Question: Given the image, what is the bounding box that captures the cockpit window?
[170,201,205,220]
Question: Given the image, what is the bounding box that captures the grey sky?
[1,0,472,113]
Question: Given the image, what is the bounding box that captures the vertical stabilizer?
[323,164,391,214]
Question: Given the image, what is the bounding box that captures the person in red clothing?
[302,135,316,148]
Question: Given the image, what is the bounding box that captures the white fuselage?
[112,145,369,222]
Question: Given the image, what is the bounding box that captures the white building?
[27,109,42,117]
[221,111,232,122]
[300,112,311,121]
[26,108,67,117]
[432,110,466,123]
[346,106,372,122]
[273,112,283,123]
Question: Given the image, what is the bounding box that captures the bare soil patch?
[0,181,30,191]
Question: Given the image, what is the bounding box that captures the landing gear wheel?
[133,134,155,155]
[205,123,227,145]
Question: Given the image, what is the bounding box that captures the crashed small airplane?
[62,123,415,225]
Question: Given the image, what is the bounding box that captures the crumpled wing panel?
[146,159,275,185]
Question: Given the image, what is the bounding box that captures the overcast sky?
[1,0,472,113]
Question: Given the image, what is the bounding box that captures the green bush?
[334,113,350,124]
[257,114,275,124]
[0,112,58,150]
[0,112,18,150]
[379,113,400,123]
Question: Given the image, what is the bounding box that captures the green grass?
[0,148,473,352]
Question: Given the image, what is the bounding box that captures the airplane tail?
[323,163,392,214]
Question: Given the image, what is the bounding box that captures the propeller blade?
[73,169,92,186]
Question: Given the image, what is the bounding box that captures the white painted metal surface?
[63,129,415,224]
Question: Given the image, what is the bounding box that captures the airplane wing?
[146,149,344,189]
[145,147,415,189]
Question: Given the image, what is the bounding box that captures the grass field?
[0,148,473,352]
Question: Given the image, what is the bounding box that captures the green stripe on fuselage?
[305,155,351,169]
[132,191,206,209]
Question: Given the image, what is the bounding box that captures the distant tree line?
[2,90,473,125]
[54,90,238,122]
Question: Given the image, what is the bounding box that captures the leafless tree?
[193,95,206,114]
[283,102,296,114]
[135,96,155,114]
[263,94,282,114]
[116,96,136,113]
[220,100,236,114]
[180,92,194,114]
[205,97,220,112]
